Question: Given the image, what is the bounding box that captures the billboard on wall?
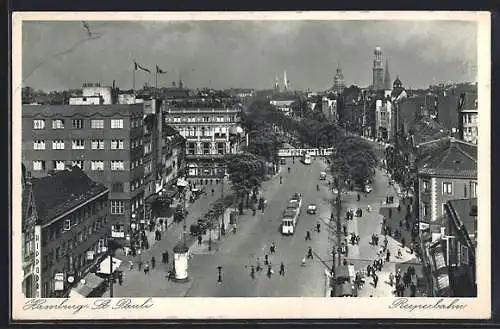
[33,224,42,298]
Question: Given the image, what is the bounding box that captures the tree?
[224,153,267,214]
[330,136,377,185]
[246,129,279,164]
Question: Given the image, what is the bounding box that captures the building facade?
[25,167,110,298]
[457,92,478,144]
[321,97,338,123]
[416,137,477,296]
[333,67,345,94]
[21,164,37,298]
[22,103,149,228]
[372,46,385,91]
[375,98,393,141]
[163,103,246,180]
[270,99,295,117]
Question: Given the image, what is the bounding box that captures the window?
[33,119,45,130]
[110,200,125,214]
[423,202,429,218]
[422,180,430,193]
[64,219,71,231]
[111,183,124,193]
[72,139,85,149]
[202,142,210,154]
[472,182,478,198]
[442,182,453,195]
[91,139,105,150]
[461,245,469,265]
[72,119,84,129]
[52,119,65,129]
[53,160,65,170]
[91,161,104,171]
[187,142,196,155]
[72,160,83,169]
[111,119,123,129]
[217,142,225,155]
[33,140,45,150]
[33,160,45,171]
[111,161,124,171]
[91,119,104,129]
[52,140,65,150]
[111,140,124,150]
[442,203,447,216]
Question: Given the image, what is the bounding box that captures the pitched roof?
[418,137,477,178]
[31,167,108,226]
[447,198,477,239]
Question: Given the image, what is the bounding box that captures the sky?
[21,20,478,92]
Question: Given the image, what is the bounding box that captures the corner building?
[22,103,148,227]
[163,102,247,180]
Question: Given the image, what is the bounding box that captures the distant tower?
[283,71,288,91]
[179,79,184,89]
[372,46,384,91]
[384,57,391,91]
[274,76,280,92]
[333,66,345,93]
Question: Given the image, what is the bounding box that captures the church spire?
[384,57,391,90]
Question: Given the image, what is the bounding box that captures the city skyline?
[22,20,478,92]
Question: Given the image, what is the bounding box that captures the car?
[307,204,317,214]
[319,172,327,180]
[364,185,373,193]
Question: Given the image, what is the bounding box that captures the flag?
[156,65,167,74]
[134,61,151,73]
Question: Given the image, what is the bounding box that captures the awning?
[69,273,105,298]
[97,257,122,275]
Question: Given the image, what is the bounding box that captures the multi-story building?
[375,98,393,141]
[22,102,148,229]
[24,167,110,298]
[270,99,295,117]
[333,67,345,94]
[457,92,478,144]
[321,97,338,122]
[21,164,37,298]
[416,137,477,296]
[163,101,247,180]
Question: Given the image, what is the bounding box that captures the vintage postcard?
[11,11,491,320]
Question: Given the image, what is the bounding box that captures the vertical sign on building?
[33,224,42,298]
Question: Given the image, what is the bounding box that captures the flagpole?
[155,71,158,90]
[133,66,136,94]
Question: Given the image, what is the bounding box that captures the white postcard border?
[11,11,491,320]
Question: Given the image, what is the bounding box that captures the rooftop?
[30,167,108,226]
[446,198,478,239]
[22,103,144,117]
[418,137,477,178]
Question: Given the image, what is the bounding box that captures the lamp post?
[218,167,225,240]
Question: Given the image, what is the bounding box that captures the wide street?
[186,157,333,297]
[105,141,422,298]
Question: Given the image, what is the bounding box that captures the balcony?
[185,153,226,160]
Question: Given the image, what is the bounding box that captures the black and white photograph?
[12,11,490,320]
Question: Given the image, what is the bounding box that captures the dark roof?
[447,198,478,239]
[31,167,108,226]
[418,137,477,178]
[399,93,461,130]
[22,103,144,117]
[410,119,449,146]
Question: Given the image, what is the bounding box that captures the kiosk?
[173,241,190,282]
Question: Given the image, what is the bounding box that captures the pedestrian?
[165,251,169,264]
[398,204,401,212]
[397,248,402,258]
[410,283,417,297]
[402,238,406,249]
[264,254,269,266]
[266,265,273,278]
[144,262,149,275]
[343,225,347,236]
[138,260,143,271]
[367,265,372,277]
[316,222,321,233]
[250,266,255,279]
[305,231,311,241]
[386,250,390,262]
[373,273,379,288]
[129,260,134,271]
[211,188,215,196]
[280,176,283,184]
[151,257,156,269]
[307,247,313,260]
[389,272,395,286]
[279,262,285,276]
[217,266,223,284]
[198,234,202,245]
[270,242,276,254]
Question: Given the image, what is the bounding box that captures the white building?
[270,99,295,116]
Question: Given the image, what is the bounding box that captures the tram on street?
[302,153,311,165]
